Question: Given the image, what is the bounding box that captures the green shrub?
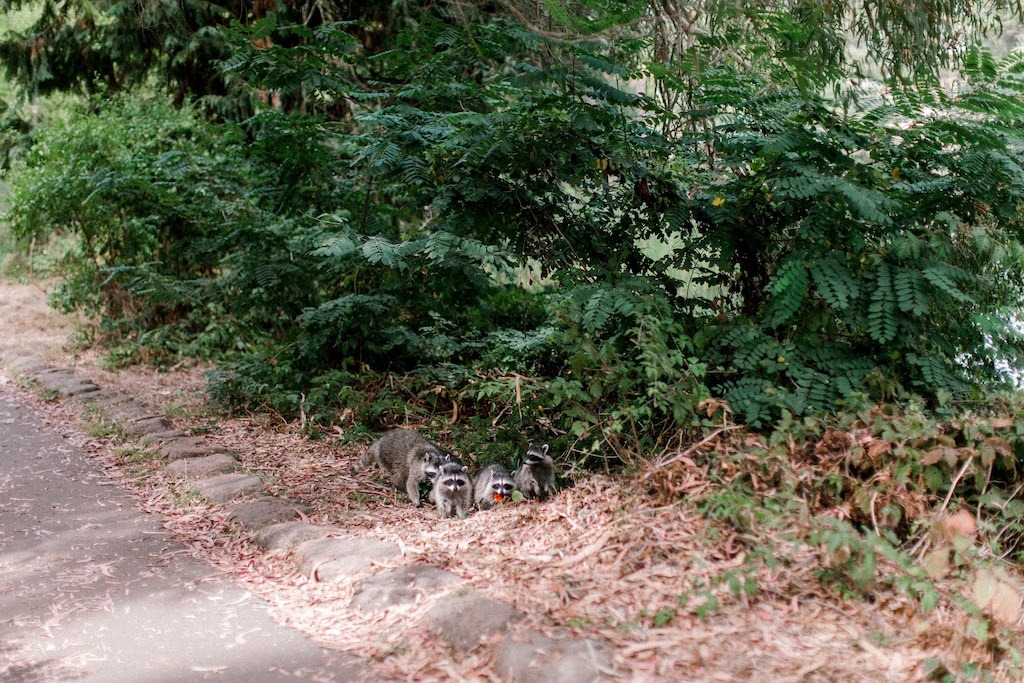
[7,11,1024,464]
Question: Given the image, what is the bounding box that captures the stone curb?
[496,632,612,682]
[71,387,135,408]
[423,591,524,653]
[294,537,402,581]
[253,521,345,552]
[226,496,311,531]
[123,414,172,437]
[139,429,190,446]
[165,453,238,480]
[350,565,463,612]
[0,349,622,679]
[158,436,232,461]
[193,472,265,504]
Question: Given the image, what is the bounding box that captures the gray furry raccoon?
[513,444,555,500]
[429,460,472,518]
[354,428,445,507]
[473,463,516,510]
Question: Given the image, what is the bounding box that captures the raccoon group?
[354,428,556,518]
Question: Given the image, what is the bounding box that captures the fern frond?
[298,293,397,328]
[830,177,890,225]
[922,264,975,304]
[809,255,858,310]
[868,263,898,343]
[718,377,775,427]
[893,268,930,316]
[401,157,430,186]
[907,352,967,395]
[771,171,831,200]
[577,74,640,106]
[577,54,633,78]
[361,235,408,270]
[581,286,635,332]
[789,365,831,414]
[721,323,787,371]
[765,258,808,327]
[367,141,404,170]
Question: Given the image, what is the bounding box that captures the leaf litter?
[6,387,955,682]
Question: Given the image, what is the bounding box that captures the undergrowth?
[641,401,1024,679]
[5,21,1024,463]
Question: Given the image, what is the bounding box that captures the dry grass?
[3,278,1023,681]
[0,281,81,359]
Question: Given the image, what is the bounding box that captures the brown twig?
[648,425,742,473]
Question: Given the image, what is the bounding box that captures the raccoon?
[438,448,464,466]
[473,463,517,510]
[513,443,555,500]
[354,428,445,507]
[430,460,473,519]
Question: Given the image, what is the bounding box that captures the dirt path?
[0,281,79,359]
[0,279,949,681]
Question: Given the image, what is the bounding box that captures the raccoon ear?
[541,444,550,455]
[460,465,468,473]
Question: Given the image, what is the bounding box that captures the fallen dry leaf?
[992,583,1022,626]
[940,509,977,543]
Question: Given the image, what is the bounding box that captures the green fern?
[580,284,636,333]
[360,236,408,270]
[906,352,967,396]
[868,263,898,344]
[771,172,832,200]
[893,269,930,316]
[809,256,858,311]
[922,264,975,305]
[719,377,776,427]
[765,258,809,327]
[830,177,890,225]
[401,157,430,186]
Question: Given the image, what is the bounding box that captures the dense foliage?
[0,0,398,118]
[4,1,1024,463]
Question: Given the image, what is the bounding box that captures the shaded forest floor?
[1,278,1020,681]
